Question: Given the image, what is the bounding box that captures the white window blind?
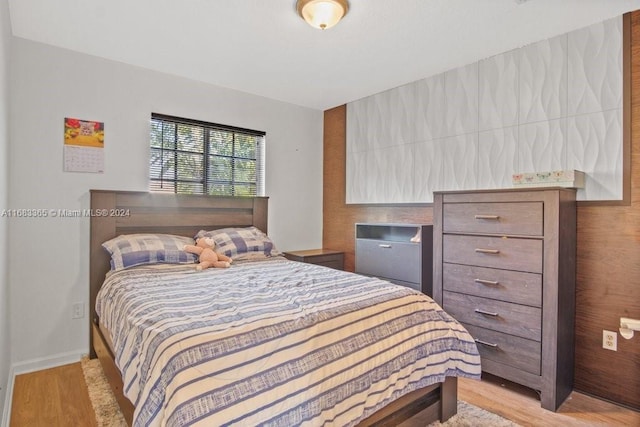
[150,113,265,196]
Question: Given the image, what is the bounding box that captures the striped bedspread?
[96,258,481,426]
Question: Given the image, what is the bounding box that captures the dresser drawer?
[302,254,344,270]
[443,263,542,307]
[443,234,542,273]
[443,291,541,341]
[356,239,420,284]
[464,323,541,376]
[310,258,344,270]
[443,202,543,236]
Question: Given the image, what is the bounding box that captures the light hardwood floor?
[10,363,97,427]
[459,373,640,427]
[9,363,640,426]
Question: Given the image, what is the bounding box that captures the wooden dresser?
[433,188,576,411]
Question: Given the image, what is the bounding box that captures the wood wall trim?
[578,12,632,206]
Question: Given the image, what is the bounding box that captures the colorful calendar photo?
[64,117,104,147]
[63,117,104,173]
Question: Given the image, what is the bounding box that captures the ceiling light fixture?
[296,0,349,30]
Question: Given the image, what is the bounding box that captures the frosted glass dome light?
[297,0,349,30]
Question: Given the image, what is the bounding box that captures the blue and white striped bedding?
[96,258,481,427]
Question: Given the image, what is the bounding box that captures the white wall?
[8,37,323,366]
[0,0,10,421]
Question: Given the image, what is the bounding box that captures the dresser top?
[433,187,577,195]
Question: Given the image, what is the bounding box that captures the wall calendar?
[63,117,104,173]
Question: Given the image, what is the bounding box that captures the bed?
[89,190,481,426]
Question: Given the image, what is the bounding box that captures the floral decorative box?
[512,170,585,188]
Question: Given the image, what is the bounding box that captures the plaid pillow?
[102,234,197,270]
[195,227,281,259]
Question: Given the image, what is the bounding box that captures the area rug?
[427,400,519,426]
[81,357,127,427]
[81,357,518,426]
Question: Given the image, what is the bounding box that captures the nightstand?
[283,249,345,270]
[355,223,433,295]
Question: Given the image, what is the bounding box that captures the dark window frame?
[149,113,265,196]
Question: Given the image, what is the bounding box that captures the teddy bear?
[183,237,233,270]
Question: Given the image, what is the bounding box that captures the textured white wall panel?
[519,34,568,124]
[365,92,389,149]
[361,150,378,203]
[414,140,444,203]
[386,83,417,146]
[352,87,418,150]
[479,50,519,131]
[370,145,415,203]
[567,109,622,200]
[444,63,479,137]
[346,16,623,203]
[439,133,478,192]
[345,150,368,203]
[373,91,394,147]
[478,127,519,190]
[346,101,368,154]
[568,17,622,116]
[518,119,566,173]
[415,73,446,142]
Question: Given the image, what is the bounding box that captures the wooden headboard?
[89,190,268,355]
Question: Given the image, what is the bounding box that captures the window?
[150,113,265,196]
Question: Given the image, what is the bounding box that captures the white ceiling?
[8,0,640,111]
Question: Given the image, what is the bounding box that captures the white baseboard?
[10,349,86,376]
[1,365,14,427]
[1,349,87,427]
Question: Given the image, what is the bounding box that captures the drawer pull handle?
[378,244,392,248]
[475,214,500,220]
[475,278,499,286]
[474,308,499,317]
[475,339,499,348]
[475,248,500,254]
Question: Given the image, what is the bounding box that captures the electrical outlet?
[72,302,85,319]
[603,330,617,351]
